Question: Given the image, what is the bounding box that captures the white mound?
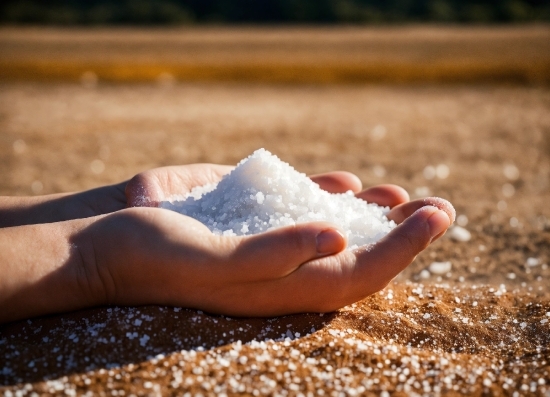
[160,149,396,249]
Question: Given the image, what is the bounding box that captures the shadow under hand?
[0,305,335,386]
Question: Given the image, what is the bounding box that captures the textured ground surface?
[0,79,549,395]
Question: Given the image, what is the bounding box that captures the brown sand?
[0,82,549,395]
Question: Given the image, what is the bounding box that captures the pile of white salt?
[160,149,396,249]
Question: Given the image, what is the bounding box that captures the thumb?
[351,204,453,295]
[226,222,347,282]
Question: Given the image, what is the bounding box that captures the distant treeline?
[1,0,549,24]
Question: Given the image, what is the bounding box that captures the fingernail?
[316,229,346,255]
[427,209,451,240]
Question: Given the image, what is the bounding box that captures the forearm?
[0,181,127,227]
[0,218,104,323]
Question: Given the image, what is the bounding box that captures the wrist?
[0,181,127,228]
[0,217,106,323]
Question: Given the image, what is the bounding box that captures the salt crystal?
[414,186,431,197]
[448,226,471,242]
[370,124,386,140]
[161,149,396,248]
[419,269,431,279]
[372,165,386,178]
[139,334,150,346]
[502,183,515,198]
[526,257,539,267]
[436,164,450,179]
[428,261,452,275]
[423,166,436,180]
[503,164,520,180]
[456,214,468,227]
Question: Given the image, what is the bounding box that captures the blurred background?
[0,0,549,286]
[1,0,550,24]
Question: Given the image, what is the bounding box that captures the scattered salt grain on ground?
[2,283,549,396]
[526,257,540,267]
[448,225,472,242]
[161,149,396,249]
[428,261,452,275]
[456,214,468,227]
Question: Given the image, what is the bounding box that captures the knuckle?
[394,228,427,253]
[285,224,308,254]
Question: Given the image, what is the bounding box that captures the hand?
[78,164,454,316]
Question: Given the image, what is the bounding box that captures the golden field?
[1,25,549,83]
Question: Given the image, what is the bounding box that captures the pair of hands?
[76,164,454,317]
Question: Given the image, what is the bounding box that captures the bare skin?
[0,165,454,323]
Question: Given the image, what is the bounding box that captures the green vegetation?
[1,0,549,25]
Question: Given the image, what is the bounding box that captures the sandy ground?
[1,82,549,395]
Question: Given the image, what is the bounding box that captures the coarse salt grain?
[526,257,540,267]
[448,225,471,242]
[419,269,431,279]
[428,261,452,275]
[161,149,396,249]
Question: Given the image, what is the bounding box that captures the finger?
[270,203,452,314]
[223,222,347,282]
[351,205,452,296]
[355,184,410,208]
[387,196,456,225]
[309,172,362,194]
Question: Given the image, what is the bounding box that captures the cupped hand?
[84,164,454,316]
